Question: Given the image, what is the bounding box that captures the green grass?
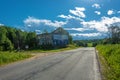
[0,44,78,66]
[0,51,32,66]
[96,44,120,80]
[87,43,93,47]
[27,44,79,53]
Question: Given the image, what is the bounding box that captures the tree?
[26,32,38,49]
[92,42,97,47]
[108,25,120,44]
[0,26,39,51]
[0,26,14,51]
[2,38,14,51]
[68,35,73,44]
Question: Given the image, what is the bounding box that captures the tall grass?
[0,52,32,66]
[96,44,120,80]
[0,44,78,66]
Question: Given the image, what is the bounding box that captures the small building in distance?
[37,27,69,48]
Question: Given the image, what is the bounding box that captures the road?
[0,48,101,80]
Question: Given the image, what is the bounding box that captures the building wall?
[38,28,69,48]
[38,34,53,45]
[53,34,69,47]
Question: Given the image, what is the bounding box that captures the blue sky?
[0,0,120,40]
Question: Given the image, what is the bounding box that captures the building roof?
[38,27,69,37]
[52,27,69,35]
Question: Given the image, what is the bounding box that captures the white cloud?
[0,23,4,26]
[65,28,89,32]
[43,20,66,27]
[71,33,101,37]
[82,20,108,32]
[35,29,41,32]
[92,3,101,9]
[107,10,114,15]
[24,16,66,27]
[81,16,120,32]
[24,16,41,25]
[58,14,84,22]
[69,7,86,18]
[95,11,101,15]
[118,11,120,14]
[58,14,78,20]
[35,30,42,34]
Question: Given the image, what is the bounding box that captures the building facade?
[37,27,69,47]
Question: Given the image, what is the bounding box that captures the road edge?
[94,47,102,80]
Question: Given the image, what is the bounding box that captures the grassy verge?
[26,44,79,53]
[0,44,78,66]
[96,44,120,80]
[0,51,32,66]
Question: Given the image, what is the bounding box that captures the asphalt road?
[0,48,101,80]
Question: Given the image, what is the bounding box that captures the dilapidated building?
[37,27,69,47]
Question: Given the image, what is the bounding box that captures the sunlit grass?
[0,51,32,66]
[96,44,120,80]
[0,44,78,66]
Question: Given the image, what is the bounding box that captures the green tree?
[2,38,14,51]
[68,35,73,44]
[0,26,14,51]
[92,42,97,47]
[0,26,38,51]
[26,32,38,49]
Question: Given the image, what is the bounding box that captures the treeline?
[98,25,120,45]
[74,25,120,47]
[74,39,102,47]
[74,40,88,47]
[0,26,38,51]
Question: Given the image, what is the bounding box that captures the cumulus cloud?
[24,16,41,26]
[24,16,66,27]
[71,33,101,37]
[82,20,108,32]
[69,7,86,18]
[65,28,89,32]
[92,3,101,9]
[95,11,101,15]
[23,7,120,39]
[58,14,84,23]
[42,20,66,27]
[107,10,114,15]
[58,14,79,20]
[81,16,120,32]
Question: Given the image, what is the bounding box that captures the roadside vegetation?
[95,25,120,80]
[0,44,78,66]
[74,39,102,47]
[96,44,120,80]
[0,51,32,66]
[0,26,38,51]
[27,44,78,53]
[0,26,78,65]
